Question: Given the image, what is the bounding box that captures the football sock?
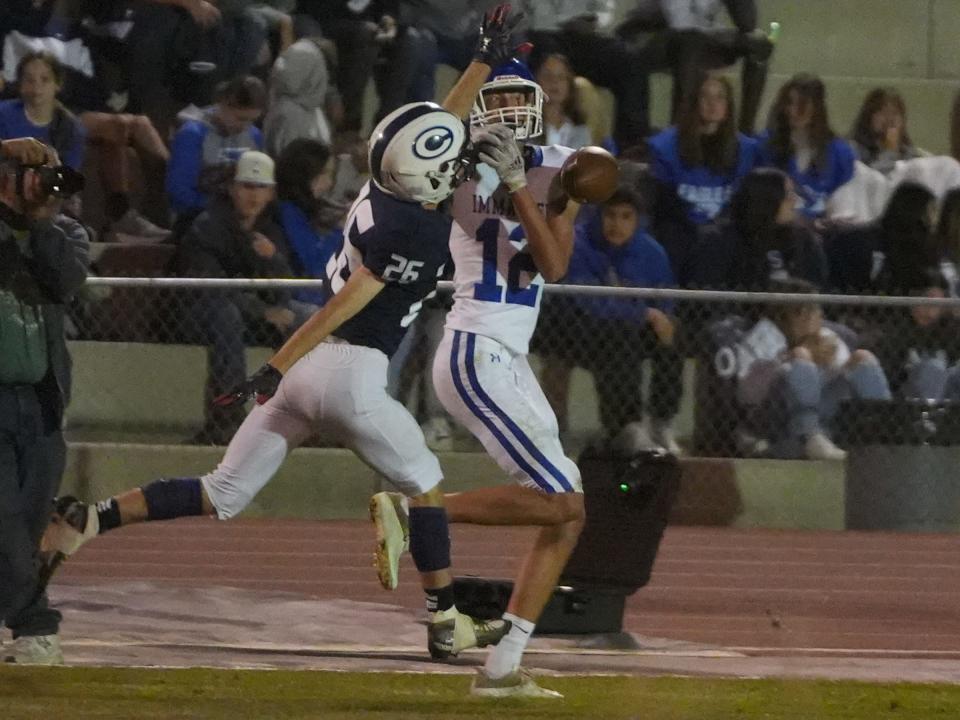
[484,613,535,679]
[408,506,451,572]
[96,498,122,533]
[425,584,456,613]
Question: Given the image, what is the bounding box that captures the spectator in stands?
[734,278,891,460]
[536,185,683,453]
[521,1,652,153]
[850,88,925,176]
[274,138,341,308]
[615,0,773,135]
[297,1,431,133]
[175,150,299,444]
[246,1,297,54]
[124,0,265,124]
[166,75,266,229]
[691,168,828,292]
[760,74,856,221]
[874,266,960,402]
[535,53,591,149]
[647,73,758,283]
[264,38,333,157]
[827,181,938,296]
[78,112,171,239]
[934,188,960,296]
[0,52,85,171]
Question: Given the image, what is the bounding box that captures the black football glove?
[213,363,283,408]
[473,3,530,68]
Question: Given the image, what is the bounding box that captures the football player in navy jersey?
[41,5,525,662]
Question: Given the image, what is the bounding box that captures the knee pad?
[141,477,204,521]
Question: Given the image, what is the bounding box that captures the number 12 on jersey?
[471,218,541,307]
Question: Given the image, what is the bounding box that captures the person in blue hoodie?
[647,73,758,285]
[165,76,267,231]
[536,185,684,452]
[273,138,343,309]
[759,73,855,220]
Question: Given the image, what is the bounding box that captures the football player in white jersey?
[39,5,527,663]
[372,60,587,698]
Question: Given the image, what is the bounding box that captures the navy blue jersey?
[325,181,452,357]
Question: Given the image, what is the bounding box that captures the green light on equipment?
[619,483,630,493]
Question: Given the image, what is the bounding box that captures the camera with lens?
[21,163,85,199]
[1,160,85,202]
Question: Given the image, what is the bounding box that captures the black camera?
[2,160,85,201]
[19,163,85,199]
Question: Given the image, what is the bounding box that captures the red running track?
[54,519,960,654]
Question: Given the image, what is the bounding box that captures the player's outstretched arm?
[215,268,386,406]
[442,3,528,119]
[269,266,386,372]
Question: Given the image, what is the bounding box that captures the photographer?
[0,137,89,664]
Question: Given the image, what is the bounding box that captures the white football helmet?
[470,60,545,141]
[368,102,472,204]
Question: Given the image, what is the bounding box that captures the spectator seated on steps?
[166,75,267,232]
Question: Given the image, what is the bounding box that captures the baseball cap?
[234,151,275,186]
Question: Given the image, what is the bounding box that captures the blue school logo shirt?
[757,133,855,219]
[648,126,759,225]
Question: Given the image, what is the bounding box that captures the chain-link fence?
[67,276,960,527]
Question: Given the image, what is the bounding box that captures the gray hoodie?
[264,38,332,157]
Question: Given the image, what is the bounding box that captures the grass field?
[2,667,959,719]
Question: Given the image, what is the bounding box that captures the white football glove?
[475,124,526,193]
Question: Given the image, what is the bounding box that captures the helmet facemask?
[471,75,545,141]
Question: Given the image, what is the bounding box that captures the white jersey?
[444,144,573,354]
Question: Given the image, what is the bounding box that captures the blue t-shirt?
[648,126,759,225]
[326,182,452,357]
[757,134,855,219]
[0,99,85,170]
[278,200,342,306]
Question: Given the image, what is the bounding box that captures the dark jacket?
[872,314,960,397]
[0,211,90,429]
[175,196,294,319]
[691,220,828,291]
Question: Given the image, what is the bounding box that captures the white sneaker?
[110,208,171,239]
[650,419,682,455]
[805,432,847,461]
[3,635,63,665]
[421,417,454,452]
[369,492,409,590]
[470,668,563,699]
[610,420,658,455]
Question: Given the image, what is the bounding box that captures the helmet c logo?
[414,126,455,159]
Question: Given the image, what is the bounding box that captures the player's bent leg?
[41,398,311,585]
[336,351,508,657]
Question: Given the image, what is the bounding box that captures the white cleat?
[428,607,509,660]
[3,634,63,665]
[470,668,563,699]
[805,432,847,461]
[369,492,409,590]
[41,496,99,557]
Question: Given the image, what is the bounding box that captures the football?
[559,146,619,204]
